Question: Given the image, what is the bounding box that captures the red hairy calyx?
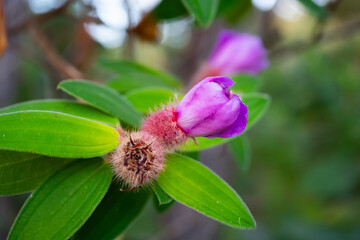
[141,105,187,148]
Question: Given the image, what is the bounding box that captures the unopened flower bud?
[110,131,165,188]
[175,76,248,138]
[208,30,269,76]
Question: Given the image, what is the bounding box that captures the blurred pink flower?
[208,30,269,75]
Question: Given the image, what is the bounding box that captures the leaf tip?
[237,213,256,230]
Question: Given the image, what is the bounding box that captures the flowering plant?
[0,62,269,239]
[111,76,248,190]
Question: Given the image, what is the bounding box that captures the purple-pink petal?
[183,94,242,137]
[175,76,248,139]
[175,76,234,114]
[206,100,248,138]
[209,30,239,61]
[208,30,269,76]
[175,80,230,131]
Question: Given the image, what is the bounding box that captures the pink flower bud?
[175,76,248,138]
[208,30,269,76]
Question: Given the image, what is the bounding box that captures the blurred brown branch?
[123,0,135,60]
[66,17,97,71]
[270,18,360,58]
[28,23,85,80]
[7,0,99,83]
[0,0,7,58]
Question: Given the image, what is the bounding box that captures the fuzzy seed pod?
[110,131,165,188]
[141,105,187,148]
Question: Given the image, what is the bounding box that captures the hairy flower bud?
[175,76,248,138]
[208,30,268,76]
[141,105,187,148]
[110,131,165,188]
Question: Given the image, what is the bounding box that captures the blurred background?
[1,0,360,239]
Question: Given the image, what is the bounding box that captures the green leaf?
[181,137,224,152]
[154,0,188,20]
[0,99,118,127]
[101,60,181,92]
[153,195,175,213]
[152,182,173,205]
[157,153,255,229]
[8,158,112,240]
[231,75,260,94]
[298,0,328,20]
[180,93,270,151]
[0,111,119,158]
[228,135,251,172]
[73,182,149,240]
[180,150,199,161]
[58,80,142,127]
[0,151,74,196]
[152,182,175,213]
[217,0,252,24]
[182,0,219,27]
[242,93,270,128]
[125,88,176,113]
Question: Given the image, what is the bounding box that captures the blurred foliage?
[237,36,360,240]
[154,0,253,24]
[298,0,328,20]
[217,0,252,24]
[181,0,219,27]
[154,0,188,20]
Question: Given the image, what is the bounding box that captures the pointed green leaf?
[8,158,113,240]
[228,135,251,172]
[152,182,173,205]
[58,80,142,127]
[0,99,118,127]
[0,111,119,158]
[157,153,255,229]
[73,182,149,240]
[125,88,176,113]
[152,182,175,213]
[0,151,73,196]
[101,60,181,92]
[153,195,175,213]
[181,0,219,27]
[180,93,270,151]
